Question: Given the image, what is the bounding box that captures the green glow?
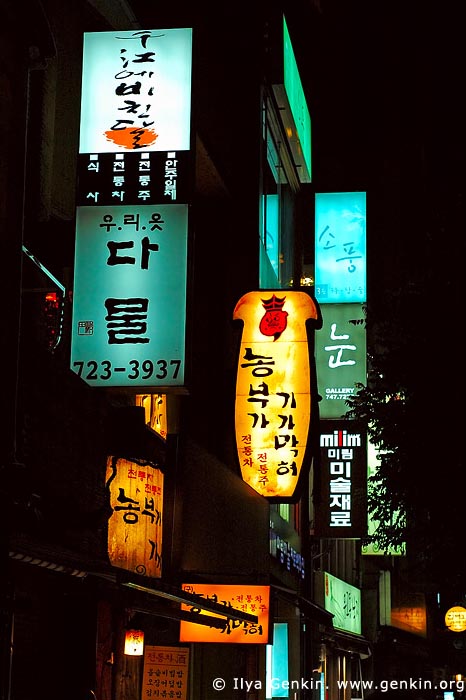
[283,17,312,182]
[324,571,361,634]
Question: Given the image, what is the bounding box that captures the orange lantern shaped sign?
[124,629,144,656]
[233,291,319,499]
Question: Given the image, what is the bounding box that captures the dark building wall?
[1,3,320,699]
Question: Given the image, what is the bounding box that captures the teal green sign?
[281,17,312,183]
[324,571,361,634]
[315,303,366,419]
[70,204,188,388]
[315,192,367,303]
[266,623,289,698]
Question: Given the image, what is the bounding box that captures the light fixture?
[124,629,144,656]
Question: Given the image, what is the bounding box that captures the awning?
[271,583,334,626]
[8,543,258,627]
[116,572,259,624]
[322,628,372,659]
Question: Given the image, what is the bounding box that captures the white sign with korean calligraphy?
[234,291,319,500]
[106,456,163,578]
[316,303,366,419]
[79,28,192,153]
[70,204,188,388]
[322,571,361,635]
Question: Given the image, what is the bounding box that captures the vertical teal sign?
[315,303,366,419]
[315,192,366,304]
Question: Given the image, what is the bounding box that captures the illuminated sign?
[315,192,366,304]
[233,291,320,500]
[271,17,312,183]
[315,421,367,538]
[77,150,190,206]
[319,571,361,635]
[445,606,466,632]
[269,509,305,579]
[266,624,289,698]
[391,599,427,637]
[142,647,189,700]
[362,434,406,556]
[136,394,168,440]
[79,28,192,153]
[315,303,366,419]
[179,584,270,643]
[269,527,305,580]
[70,204,188,388]
[106,456,163,578]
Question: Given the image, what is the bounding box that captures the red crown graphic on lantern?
[261,294,286,311]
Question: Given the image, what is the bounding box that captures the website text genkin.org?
[230,677,465,694]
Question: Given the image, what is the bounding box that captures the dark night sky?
[288,0,465,312]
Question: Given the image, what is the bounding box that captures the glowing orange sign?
[233,291,319,499]
[106,456,163,578]
[391,606,427,636]
[445,606,466,632]
[179,584,270,643]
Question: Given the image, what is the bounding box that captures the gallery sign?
[315,421,367,538]
[179,584,270,643]
[79,28,192,153]
[70,204,188,388]
[315,303,366,419]
[233,291,320,500]
[106,456,163,578]
[315,192,367,304]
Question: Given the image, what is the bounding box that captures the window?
[259,91,295,289]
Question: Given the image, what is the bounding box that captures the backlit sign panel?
[282,17,312,183]
[71,204,188,388]
[391,597,427,637]
[106,456,163,578]
[315,421,367,538]
[319,572,361,635]
[233,291,320,500]
[77,150,190,206]
[315,304,366,419]
[315,192,366,304]
[272,17,312,183]
[142,647,189,700]
[179,584,270,643]
[79,28,192,153]
[445,606,466,632]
